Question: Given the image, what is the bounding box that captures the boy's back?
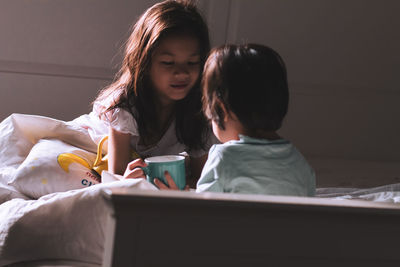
[197,135,315,196]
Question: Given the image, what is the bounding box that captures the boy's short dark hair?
[202,44,289,134]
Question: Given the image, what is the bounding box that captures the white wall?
[0,0,159,121]
[202,0,400,186]
[227,0,400,159]
[1,0,399,186]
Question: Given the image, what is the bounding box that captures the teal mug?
[142,155,186,190]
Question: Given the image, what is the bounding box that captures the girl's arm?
[187,153,208,188]
[107,126,132,175]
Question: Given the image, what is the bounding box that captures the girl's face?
[149,34,201,106]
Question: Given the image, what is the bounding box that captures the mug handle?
[140,166,149,176]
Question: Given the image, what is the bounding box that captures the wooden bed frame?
[102,189,400,266]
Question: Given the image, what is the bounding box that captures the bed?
[103,187,400,267]
[1,180,400,267]
[1,113,400,266]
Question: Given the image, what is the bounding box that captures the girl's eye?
[188,61,200,66]
[161,61,174,65]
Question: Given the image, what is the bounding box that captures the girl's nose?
[173,64,189,76]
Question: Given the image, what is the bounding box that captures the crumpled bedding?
[0,175,157,266]
[0,113,105,203]
[316,183,400,202]
[0,113,158,266]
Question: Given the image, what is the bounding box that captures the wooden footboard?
[102,189,400,267]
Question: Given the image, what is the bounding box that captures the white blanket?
[0,113,108,202]
[316,183,400,202]
[0,113,158,265]
[0,172,157,266]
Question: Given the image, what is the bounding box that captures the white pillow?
[9,138,100,199]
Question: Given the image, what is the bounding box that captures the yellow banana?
[58,135,140,176]
[93,136,108,175]
[92,135,140,175]
[57,153,91,173]
[93,136,108,167]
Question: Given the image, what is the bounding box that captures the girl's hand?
[154,171,189,191]
[123,158,147,179]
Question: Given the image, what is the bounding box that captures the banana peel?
[57,136,109,177]
[57,153,91,173]
[57,135,140,178]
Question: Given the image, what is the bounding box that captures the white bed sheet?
[0,173,157,266]
[316,182,400,202]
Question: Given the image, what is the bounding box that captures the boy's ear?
[216,99,229,122]
[217,99,238,122]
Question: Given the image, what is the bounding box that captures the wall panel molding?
[0,60,114,81]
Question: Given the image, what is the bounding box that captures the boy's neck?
[244,130,282,141]
[223,112,282,142]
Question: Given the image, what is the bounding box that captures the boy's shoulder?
[213,136,292,150]
[210,136,295,160]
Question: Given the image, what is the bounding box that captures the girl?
[157,44,315,197]
[94,0,215,186]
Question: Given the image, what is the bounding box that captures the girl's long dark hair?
[95,0,211,151]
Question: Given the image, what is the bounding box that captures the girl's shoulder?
[94,100,138,136]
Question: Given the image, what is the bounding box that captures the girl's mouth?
[171,83,188,89]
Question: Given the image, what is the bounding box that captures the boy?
[195,44,315,196]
